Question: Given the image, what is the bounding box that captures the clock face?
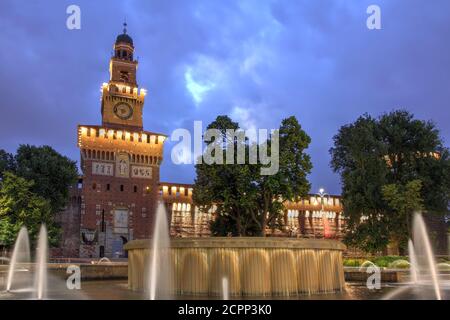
[113,103,133,120]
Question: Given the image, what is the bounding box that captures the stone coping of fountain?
[124,237,346,251]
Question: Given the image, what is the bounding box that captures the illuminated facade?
[161,182,345,239]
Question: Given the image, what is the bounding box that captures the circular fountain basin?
[125,237,346,297]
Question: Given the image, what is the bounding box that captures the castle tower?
[77,25,166,258]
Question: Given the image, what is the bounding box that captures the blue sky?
[0,0,449,194]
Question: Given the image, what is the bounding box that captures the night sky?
[0,0,449,195]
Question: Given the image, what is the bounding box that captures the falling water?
[34,225,48,300]
[408,240,418,284]
[148,202,171,300]
[412,213,441,300]
[222,277,229,300]
[384,212,444,300]
[6,227,30,292]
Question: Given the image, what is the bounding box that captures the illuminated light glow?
[186,204,191,211]
[140,88,147,96]
[90,128,96,136]
[99,129,106,137]
[150,135,156,144]
[80,127,88,135]
[133,133,139,141]
[108,130,114,138]
[162,186,168,194]
[179,187,185,195]
[158,136,165,144]
[177,203,182,211]
[141,133,147,142]
[125,132,131,140]
[117,131,123,139]
[171,186,177,195]
[172,203,177,210]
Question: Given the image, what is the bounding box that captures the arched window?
[120,185,124,192]
[92,183,97,190]
[133,185,137,193]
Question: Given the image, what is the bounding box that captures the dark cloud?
[0,0,449,194]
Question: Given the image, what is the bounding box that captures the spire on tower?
[123,21,127,34]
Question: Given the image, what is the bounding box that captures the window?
[106,184,110,191]
[133,185,137,193]
[92,183,97,190]
[99,246,105,258]
[101,210,106,232]
[120,185,124,192]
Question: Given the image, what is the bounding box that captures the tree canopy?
[330,110,450,253]
[0,145,78,247]
[193,115,312,236]
[0,172,58,246]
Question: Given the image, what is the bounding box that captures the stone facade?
[162,182,345,239]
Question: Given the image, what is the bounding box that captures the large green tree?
[0,172,58,247]
[14,145,78,214]
[193,115,312,236]
[330,110,450,253]
[0,145,78,247]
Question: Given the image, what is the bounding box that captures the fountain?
[222,277,229,300]
[148,202,172,300]
[6,226,30,292]
[125,203,346,297]
[408,240,419,284]
[384,212,448,300]
[34,225,48,300]
[411,213,442,299]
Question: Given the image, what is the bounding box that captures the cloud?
[0,0,449,193]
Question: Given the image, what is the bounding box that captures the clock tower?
[101,23,144,131]
[76,24,166,258]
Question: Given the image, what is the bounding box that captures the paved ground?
[0,278,400,300]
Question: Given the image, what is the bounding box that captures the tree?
[0,172,58,247]
[0,145,78,247]
[330,110,450,253]
[193,115,312,236]
[14,145,78,214]
[382,179,424,252]
[0,149,15,179]
[193,116,259,236]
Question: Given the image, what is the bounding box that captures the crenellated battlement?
[77,125,166,158]
[101,82,146,101]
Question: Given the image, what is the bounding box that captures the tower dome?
[115,22,133,46]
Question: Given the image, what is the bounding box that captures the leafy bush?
[343,259,363,267]
[360,260,377,268]
[437,263,450,271]
[389,259,410,269]
[371,256,407,268]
